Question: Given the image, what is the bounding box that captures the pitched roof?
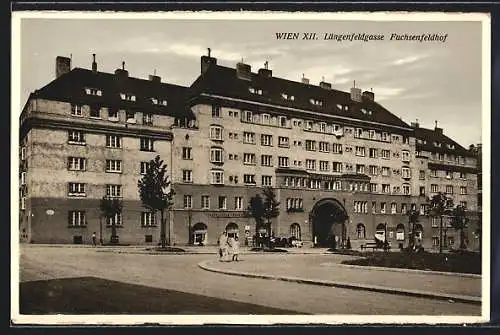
[414,127,473,157]
[32,68,191,117]
[190,64,411,129]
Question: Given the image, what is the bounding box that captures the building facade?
[18,54,481,250]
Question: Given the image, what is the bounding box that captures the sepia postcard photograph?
[11,11,491,325]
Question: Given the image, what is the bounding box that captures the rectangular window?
[368,130,376,140]
[108,109,119,119]
[68,211,86,226]
[382,184,390,193]
[243,111,252,122]
[105,160,122,173]
[244,174,256,184]
[261,134,273,146]
[211,170,224,185]
[234,197,243,210]
[68,130,85,144]
[305,140,317,151]
[244,153,256,165]
[306,159,316,171]
[319,142,330,153]
[261,155,273,167]
[460,172,467,179]
[381,132,389,142]
[141,212,156,227]
[419,170,426,180]
[209,126,223,141]
[106,213,123,226]
[430,169,438,177]
[369,165,378,176]
[419,186,426,196]
[106,184,122,198]
[279,116,287,127]
[460,201,467,209]
[370,183,378,193]
[68,182,86,196]
[432,237,440,247]
[243,132,256,144]
[184,195,193,209]
[182,147,192,160]
[402,168,411,179]
[391,203,397,214]
[182,170,193,183]
[278,156,289,168]
[262,175,272,186]
[446,171,453,179]
[140,138,154,151]
[201,195,210,209]
[356,164,365,174]
[354,128,363,138]
[332,162,343,173]
[402,184,411,195]
[319,161,329,172]
[210,148,223,163]
[278,136,290,148]
[212,105,221,118]
[381,150,390,159]
[402,150,410,162]
[355,146,366,157]
[68,157,86,171]
[332,143,342,154]
[369,148,378,158]
[381,167,390,177]
[71,105,83,116]
[140,162,150,175]
[460,186,467,195]
[106,135,122,148]
[380,202,386,214]
[90,106,101,118]
[143,113,153,125]
[446,185,454,194]
[431,184,439,193]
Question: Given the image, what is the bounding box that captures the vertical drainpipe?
[169,128,174,246]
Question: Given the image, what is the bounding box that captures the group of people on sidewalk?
[217,231,240,262]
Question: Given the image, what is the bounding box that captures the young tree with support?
[262,187,280,239]
[449,204,469,250]
[406,209,420,251]
[99,196,123,244]
[428,192,454,254]
[137,155,175,248]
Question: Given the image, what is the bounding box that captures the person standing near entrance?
[92,232,97,247]
[217,231,228,261]
[231,236,240,261]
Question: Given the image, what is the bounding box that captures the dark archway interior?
[312,201,347,247]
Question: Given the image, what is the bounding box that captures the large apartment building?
[18,53,481,250]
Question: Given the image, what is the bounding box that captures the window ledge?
[68,141,86,146]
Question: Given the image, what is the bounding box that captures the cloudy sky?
[18,15,484,147]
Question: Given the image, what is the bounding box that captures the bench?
[360,242,391,251]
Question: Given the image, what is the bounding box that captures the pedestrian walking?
[92,232,97,247]
[217,231,228,261]
[232,236,240,262]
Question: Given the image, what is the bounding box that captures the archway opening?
[225,222,239,239]
[311,199,348,247]
[192,222,207,246]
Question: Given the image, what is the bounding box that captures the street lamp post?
[99,215,103,245]
[188,208,192,245]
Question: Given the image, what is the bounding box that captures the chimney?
[350,81,362,102]
[301,74,310,85]
[92,54,97,74]
[115,61,129,78]
[236,61,252,81]
[434,121,443,134]
[55,56,71,78]
[319,78,332,90]
[258,61,272,78]
[362,90,374,101]
[201,48,217,74]
[411,119,420,128]
[148,69,161,83]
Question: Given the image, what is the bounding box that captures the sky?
[18,15,484,148]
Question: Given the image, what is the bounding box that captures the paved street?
[18,245,481,315]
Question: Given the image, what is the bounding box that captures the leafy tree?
[262,187,280,238]
[428,192,454,253]
[137,155,175,248]
[406,209,420,251]
[99,196,123,244]
[449,205,469,249]
[248,193,265,236]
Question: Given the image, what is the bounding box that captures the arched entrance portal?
[310,198,348,247]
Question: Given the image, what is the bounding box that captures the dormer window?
[433,142,442,148]
[344,105,349,111]
[309,98,323,107]
[281,93,295,101]
[151,97,167,106]
[249,87,263,95]
[336,104,342,110]
[447,143,455,149]
[85,88,102,96]
[120,93,136,101]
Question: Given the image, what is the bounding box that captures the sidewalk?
[197,254,482,304]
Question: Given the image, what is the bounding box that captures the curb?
[327,263,482,279]
[198,260,481,305]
